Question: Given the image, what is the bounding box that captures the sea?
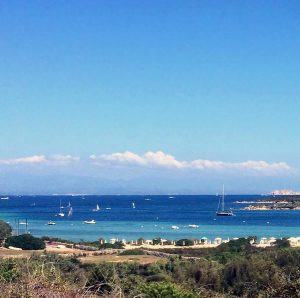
[0,195,300,242]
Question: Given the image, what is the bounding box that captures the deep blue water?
[1,195,300,241]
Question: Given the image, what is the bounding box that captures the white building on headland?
[270,189,300,195]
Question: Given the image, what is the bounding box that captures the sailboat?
[132,202,136,209]
[92,204,100,212]
[56,199,65,217]
[216,185,234,216]
[68,206,73,217]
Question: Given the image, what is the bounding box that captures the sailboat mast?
[222,184,225,211]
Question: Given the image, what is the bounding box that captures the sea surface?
[0,195,300,242]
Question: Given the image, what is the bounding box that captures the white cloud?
[237,160,290,171]
[97,151,146,165]
[144,151,186,168]
[91,151,185,168]
[190,160,226,170]
[190,159,290,172]
[50,155,80,163]
[0,155,46,165]
[90,151,291,173]
[0,155,79,166]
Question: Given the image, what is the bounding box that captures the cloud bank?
[0,151,291,175]
[0,152,293,194]
[91,151,290,174]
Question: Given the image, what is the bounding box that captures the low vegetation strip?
[0,237,299,297]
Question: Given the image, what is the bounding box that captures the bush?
[152,238,162,245]
[41,236,74,244]
[176,239,194,246]
[140,282,196,298]
[5,234,45,250]
[119,249,145,256]
[275,238,290,248]
[0,259,20,281]
[99,241,125,249]
[217,237,252,253]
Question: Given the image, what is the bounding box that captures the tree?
[0,220,12,241]
[5,234,45,250]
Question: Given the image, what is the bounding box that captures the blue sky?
[0,1,300,194]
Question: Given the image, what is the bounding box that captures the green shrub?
[0,259,20,281]
[140,282,196,298]
[119,249,145,256]
[275,238,290,248]
[152,238,162,245]
[5,234,45,250]
[99,241,125,249]
[176,239,194,246]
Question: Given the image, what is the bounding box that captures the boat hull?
[216,212,233,216]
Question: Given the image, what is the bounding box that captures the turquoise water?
[1,195,300,241]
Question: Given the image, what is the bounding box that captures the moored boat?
[216,185,234,216]
[84,220,96,224]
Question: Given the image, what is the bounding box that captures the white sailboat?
[216,185,234,216]
[92,204,100,212]
[68,207,73,217]
[56,199,65,217]
[132,202,136,209]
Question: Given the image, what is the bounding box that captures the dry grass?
[79,254,163,265]
[0,247,43,258]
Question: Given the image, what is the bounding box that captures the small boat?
[171,225,179,230]
[132,202,136,209]
[216,185,234,216]
[1,197,9,200]
[47,221,56,225]
[188,224,199,228]
[105,207,111,210]
[92,204,100,212]
[19,222,28,225]
[169,196,175,199]
[84,220,96,224]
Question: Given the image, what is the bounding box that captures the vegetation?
[176,238,194,246]
[99,241,125,249]
[5,234,45,250]
[2,237,300,297]
[0,220,12,241]
[41,236,75,244]
[119,248,145,255]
